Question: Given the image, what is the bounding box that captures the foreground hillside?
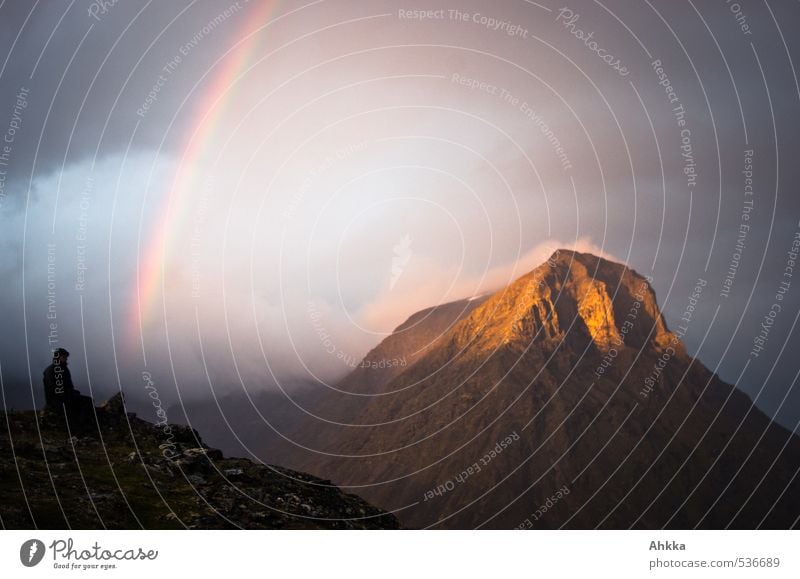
[0,394,399,529]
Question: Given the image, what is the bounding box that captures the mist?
[0,0,798,433]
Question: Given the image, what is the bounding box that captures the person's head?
[53,348,70,366]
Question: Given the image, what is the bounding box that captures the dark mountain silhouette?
[167,382,320,466]
[0,393,399,529]
[171,295,489,462]
[249,250,800,529]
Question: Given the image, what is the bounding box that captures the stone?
[187,475,207,486]
[99,393,126,415]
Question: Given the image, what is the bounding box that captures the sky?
[0,0,799,430]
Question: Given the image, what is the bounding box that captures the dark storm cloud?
[0,0,262,409]
[0,0,798,432]
[0,0,250,194]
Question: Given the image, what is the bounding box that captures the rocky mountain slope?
[264,250,800,529]
[0,394,399,529]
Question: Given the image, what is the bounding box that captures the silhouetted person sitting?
[43,348,95,436]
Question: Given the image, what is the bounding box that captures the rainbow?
[130,1,278,349]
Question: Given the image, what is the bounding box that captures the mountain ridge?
[262,250,800,529]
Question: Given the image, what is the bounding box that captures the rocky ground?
[0,394,399,529]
